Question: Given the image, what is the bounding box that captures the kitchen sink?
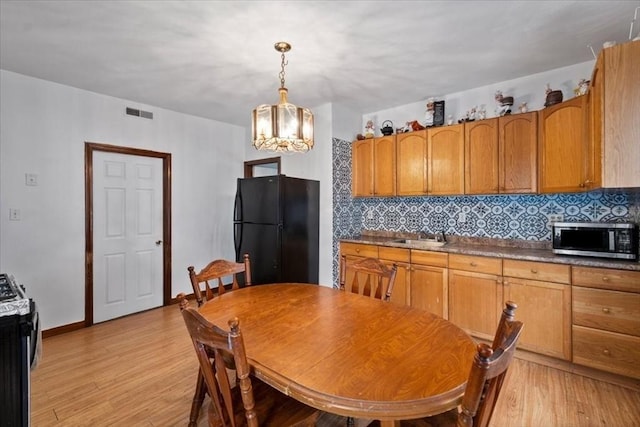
[391,238,446,247]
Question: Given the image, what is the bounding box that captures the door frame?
[84,142,172,327]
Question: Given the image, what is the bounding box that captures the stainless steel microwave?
[552,222,638,260]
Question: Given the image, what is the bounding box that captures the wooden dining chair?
[186,254,252,426]
[188,254,252,307]
[178,294,319,427]
[369,301,524,427]
[339,256,398,301]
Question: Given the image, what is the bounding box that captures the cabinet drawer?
[573,286,640,336]
[573,325,640,379]
[503,259,570,284]
[411,250,448,268]
[449,254,501,275]
[340,243,378,258]
[379,247,410,263]
[572,266,640,293]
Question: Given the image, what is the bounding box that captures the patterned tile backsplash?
[331,137,639,284]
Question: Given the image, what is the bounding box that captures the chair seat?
[207,376,319,427]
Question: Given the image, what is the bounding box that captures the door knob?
[155,240,163,246]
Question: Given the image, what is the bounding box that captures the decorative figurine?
[574,79,590,96]
[424,97,435,127]
[519,102,528,113]
[364,119,375,138]
[447,115,454,126]
[544,84,563,107]
[477,106,486,120]
[409,120,425,131]
[494,90,513,116]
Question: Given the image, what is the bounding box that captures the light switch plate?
[25,173,38,186]
[9,208,20,221]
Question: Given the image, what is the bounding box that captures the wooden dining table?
[198,283,477,426]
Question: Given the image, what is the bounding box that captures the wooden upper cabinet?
[373,135,396,196]
[465,118,499,194]
[538,95,590,193]
[351,136,396,197]
[499,112,538,193]
[597,40,640,188]
[351,139,373,197]
[396,130,428,195]
[428,124,465,195]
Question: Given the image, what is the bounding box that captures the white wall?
[362,60,595,134]
[0,70,246,330]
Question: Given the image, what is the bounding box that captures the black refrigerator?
[234,175,319,285]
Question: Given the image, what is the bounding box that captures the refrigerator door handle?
[234,223,242,260]
[233,187,242,222]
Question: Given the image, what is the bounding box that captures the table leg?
[379,421,400,427]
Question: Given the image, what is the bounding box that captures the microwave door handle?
[609,230,615,251]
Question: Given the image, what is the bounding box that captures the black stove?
[0,274,19,301]
[0,273,39,427]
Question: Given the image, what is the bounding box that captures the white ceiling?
[1,1,638,127]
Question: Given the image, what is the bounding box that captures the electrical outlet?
[549,214,564,223]
[25,173,38,186]
[9,208,20,221]
[367,210,374,220]
[458,212,466,223]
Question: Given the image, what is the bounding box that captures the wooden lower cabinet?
[503,277,571,360]
[573,325,640,379]
[448,254,503,341]
[410,250,448,318]
[503,259,572,360]
[571,266,640,379]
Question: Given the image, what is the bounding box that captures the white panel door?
[93,151,163,323]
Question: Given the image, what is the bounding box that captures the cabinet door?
[465,118,499,194]
[499,112,538,193]
[373,135,396,196]
[601,40,640,188]
[351,139,373,197]
[410,264,448,319]
[396,131,428,195]
[503,277,571,360]
[538,96,589,193]
[448,269,503,341]
[428,125,464,195]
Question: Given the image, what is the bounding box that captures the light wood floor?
[32,305,640,426]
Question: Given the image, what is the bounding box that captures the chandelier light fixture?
[252,42,314,152]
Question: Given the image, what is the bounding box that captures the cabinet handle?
[602,307,611,314]
[355,248,360,253]
[603,348,611,356]
[470,262,477,267]
[602,276,609,282]
[531,269,538,274]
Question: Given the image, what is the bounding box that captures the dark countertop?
[340,232,640,272]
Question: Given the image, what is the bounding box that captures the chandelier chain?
[279,52,288,88]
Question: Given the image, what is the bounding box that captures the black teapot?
[380,120,394,136]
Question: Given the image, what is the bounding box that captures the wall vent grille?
[126,107,153,119]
